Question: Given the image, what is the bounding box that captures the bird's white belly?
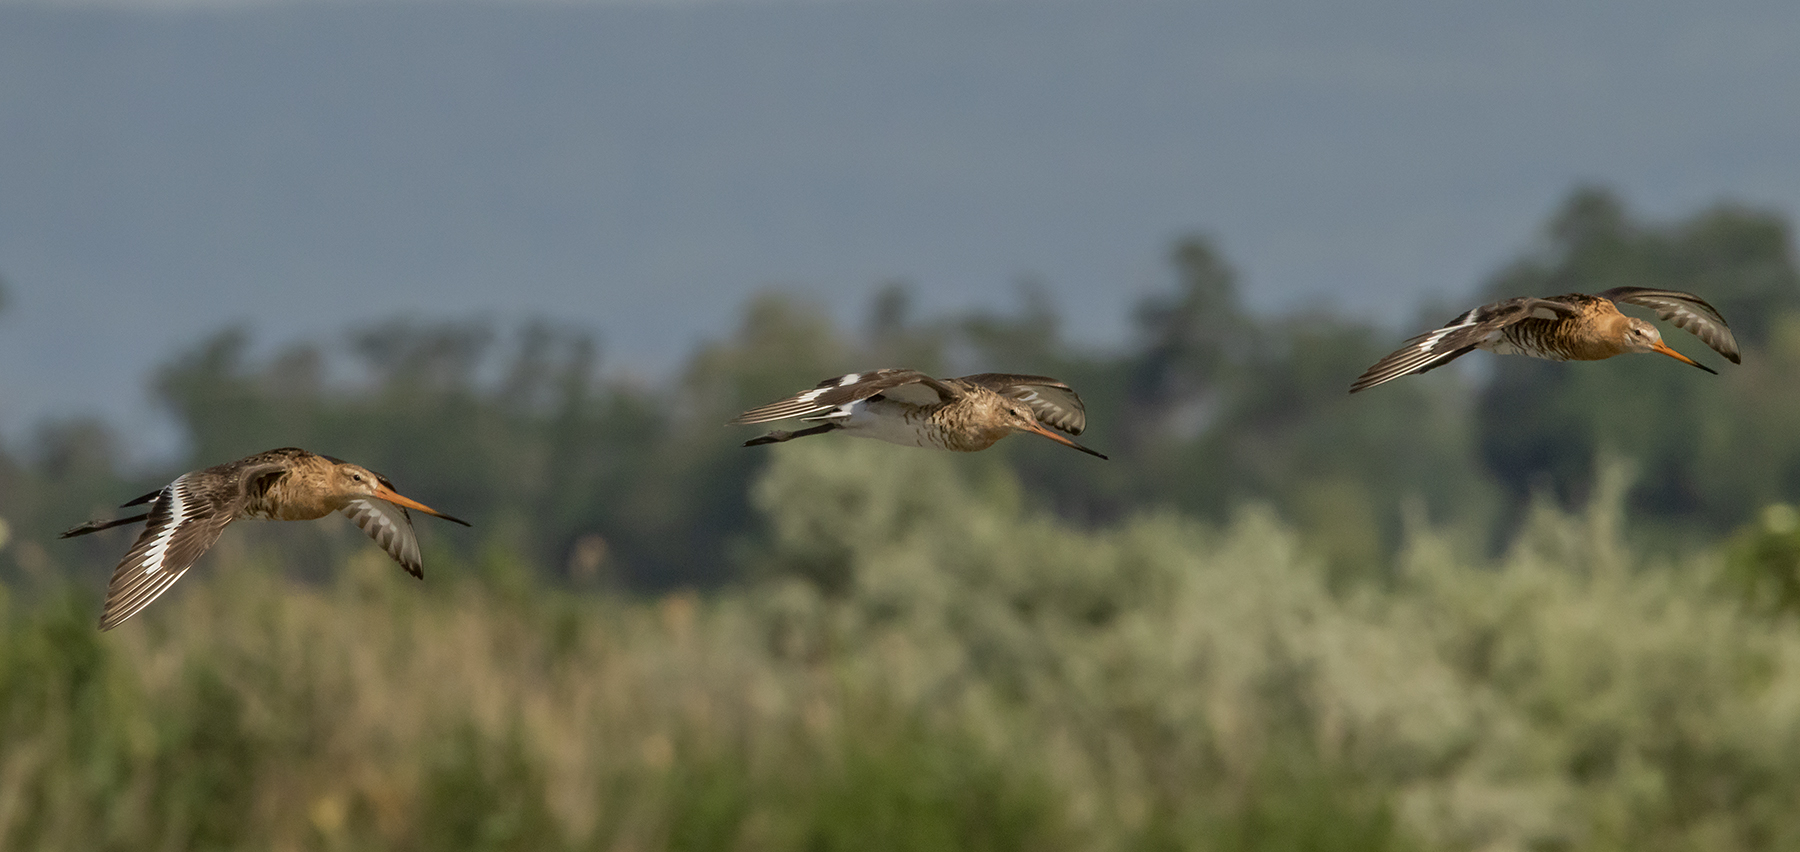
[839,401,940,448]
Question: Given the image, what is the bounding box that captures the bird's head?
[1621,317,1715,374]
[997,398,1107,459]
[329,462,471,524]
[329,462,385,498]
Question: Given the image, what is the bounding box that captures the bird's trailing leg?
[744,423,840,447]
[59,514,151,539]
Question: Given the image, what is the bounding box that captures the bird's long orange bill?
[1023,422,1108,460]
[375,484,474,526]
[1652,340,1717,375]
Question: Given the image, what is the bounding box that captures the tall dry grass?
[2,444,1798,851]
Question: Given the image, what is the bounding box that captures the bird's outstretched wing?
[1349,297,1579,393]
[958,373,1090,436]
[730,369,962,424]
[1599,287,1741,364]
[97,472,236,631]
[339,497,425,579]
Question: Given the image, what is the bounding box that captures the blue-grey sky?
[2,0,1798,460]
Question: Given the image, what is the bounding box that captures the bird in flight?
[61,447,470,631]
[732,369,1106,459]
[1350,287,1739,393]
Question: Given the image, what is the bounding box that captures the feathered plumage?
[61,447,470,631]
[1351,287,1739,393]
[732,369,1105,459]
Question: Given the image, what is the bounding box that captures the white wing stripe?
[1419,322,1475,350]
[801,403,859,423]
[138,480,189,575]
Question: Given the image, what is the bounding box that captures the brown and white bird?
[60,447,470,631]
[732,369,1106,459]
[1350,287,1740,393]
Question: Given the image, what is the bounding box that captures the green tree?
[1125,236,1252,446]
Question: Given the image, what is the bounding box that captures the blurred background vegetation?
[5,186,1800,850]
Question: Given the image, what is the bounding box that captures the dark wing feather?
[98,473,237,631]
[1350,341,1483,393]
[958,373,1090,435]
[731,369,960,424]
[1349,297,1571,393]
[339,498,425,578]
[1599,287,1741,364]
[237,463,290,501]
[1515,298,1584,321]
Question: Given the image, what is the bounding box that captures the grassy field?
[3,443,1800,851]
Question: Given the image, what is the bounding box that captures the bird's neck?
[933,397,1012,451]
[1570,312,1634,360]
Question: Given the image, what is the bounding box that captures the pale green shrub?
[2,443,1796,851]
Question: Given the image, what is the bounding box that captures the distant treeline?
[5,186,1799,591]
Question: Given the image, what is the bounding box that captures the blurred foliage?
[1724,503,1800,615]
[4,443,1800,850]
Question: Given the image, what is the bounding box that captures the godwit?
[1350,287,1740,393]
[60,447,470,631]
[732,369,1107,459]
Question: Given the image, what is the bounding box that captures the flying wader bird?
[732,369,1106,459]
[61,447,470,631]
[1350,287,1740,393]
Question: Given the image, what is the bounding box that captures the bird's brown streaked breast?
[931,406,1008,452]
[1503,319,1591,361]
